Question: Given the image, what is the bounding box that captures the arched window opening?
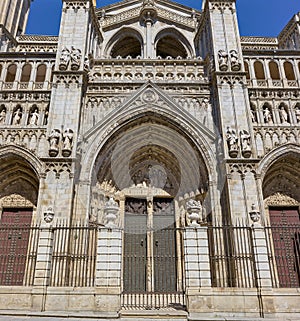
[5,64,17,82]
[263,154,300,288]
[254,61,265,79]
[284,61,295,80]
[111,36,142,58]
[20,64,32,83]
[244,62,250,79]
[35,64,46,82]
[269,61,280,80]
[156,36,187,59]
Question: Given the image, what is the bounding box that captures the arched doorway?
[90,114,209,306]
[263,153,300,287]
[0,153,39,285]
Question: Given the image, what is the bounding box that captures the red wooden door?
[269,207,300,287]
[0,208,32,285]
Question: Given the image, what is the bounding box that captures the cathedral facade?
[0,0,299,319]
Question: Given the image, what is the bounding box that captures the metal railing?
[49,224,98,287]
[208,224,256,288]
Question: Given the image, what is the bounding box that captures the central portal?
[123,197,177,293]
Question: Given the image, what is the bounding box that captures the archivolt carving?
[0,194,34,209]
[265,192,299,206]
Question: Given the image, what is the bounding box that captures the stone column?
[249,205,272,289]
[95,227,122,312]
[95,197,122,312]
[34,208,55,286]
[32,208,55,311]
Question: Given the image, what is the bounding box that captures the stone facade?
[0,0,299,320]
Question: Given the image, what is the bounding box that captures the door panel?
[0,208,33,285]
[269,207,300,287]
[123,199,147,292]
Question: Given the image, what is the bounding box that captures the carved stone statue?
[279,106,289,124]
[0,108,6,124]
[12,107,22,125]
[104,197,119,228]
[70,46,82,70]
[62,128,74,157]
[84,55,90,72]
[226,126,239,158]
[295,106,300,123]
[59,47,70,70]
[263,107,273,124]
[218,50,228,71]
[229,49,241,71]
[29,108,39,125]
[186,199,202,226]
[48,128,61,157]
[43,109,49,125]
[240,130,251,158]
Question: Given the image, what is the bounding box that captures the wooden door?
[0,208,32,285]
[269,207,300,287]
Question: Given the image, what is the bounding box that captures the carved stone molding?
[265,192,299,206]
[0,194,34,208]
[64,1,89,11]
[209,1,235,13]
[43,161,73,179]
[228,163,256,176]
[218,75,245,86]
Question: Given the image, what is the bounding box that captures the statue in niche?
[48,128,61,157]
[229,49,241,71]
[240,130,251,158]
[70,46,81,70]
[43,109,49,125]
[295,106,300,123]
[226,126,239,158]
[0,108,6,124]
[62,128,74,157]
[218,50,228,71]
[12,107,22,125]
[263,107,273,124]
[250,109,257,123]
[279,106,289,124]
[29,108,39,125]
[59,47,70,70]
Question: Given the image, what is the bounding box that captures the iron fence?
[49,224,98,287]
[208,224,256,288]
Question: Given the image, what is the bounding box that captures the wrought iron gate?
[122,197,185,309]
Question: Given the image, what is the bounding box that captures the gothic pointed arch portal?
[90,113,210,298]
[262,151,300,288]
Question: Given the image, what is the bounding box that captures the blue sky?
[26,0,300,37]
